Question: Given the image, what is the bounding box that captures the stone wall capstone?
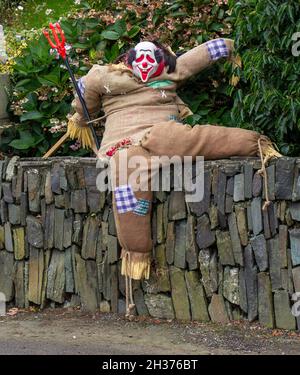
[0,156,299,330]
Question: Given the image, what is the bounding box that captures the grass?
[1,0,77,30]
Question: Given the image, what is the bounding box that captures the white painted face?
[132,41,159,82]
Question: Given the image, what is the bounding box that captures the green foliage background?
[1,0,299,157]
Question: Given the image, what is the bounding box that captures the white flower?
[17,5,24,10]
[45,9,53,15]
[75,0,81,4]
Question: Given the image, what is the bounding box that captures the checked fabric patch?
[133,199,150,216]
[115,185,137,214]
[206,39,229,61]
[77,77,85,97]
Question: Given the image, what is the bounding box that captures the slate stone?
[71,189,87,213]
[8,204,20,225]
[65,247,75,293]
[0,199,8,223]
[73,214,83,246]
[244,163,253,199]
[27,169,41,213]
[263,164,275,201]
[87,187,105,213]
[63,210,73,249]
[174,220,186,269]
[0,226,4,249]
[185,271,209,321]
[250,234,268,272]
[4,222,13,252]
[166,221,175,265]
[169,266,191,321]
[228,212,243,266]
[20,192,28,226]
[274,290,296,330]
[267,202,278,236]
[54,194,65,209]
[198,249,218,297]
[13,227,25,260]
[257,272,274,328]
[44,170,53,204]
[275,158,295,200]
[252,172,262,197]
[144,294,175,320]
[44,204,54,249]
[185,215,198,271]
[110,264,119,313]
[292,267,300,292]
[239,268,248,313]
[223,267,240,305]
[289,229,300,266]
[251,197,263,235]
[226,176,234,196]
[268,236,282,291]
[75,254,99,311]
[168,191,186,220]
[244,244,258,322]
[47,250,65,303]
[102,252,111,301]
[50,163,61,194]
[289,202,300,221]
[28,247,44,305]
[209,204,218,229]
[0,251,14,301]
[225,195,233,214]
[5,156,19,182]
[235,205,248,246]
[188,170,211,216]
[246,202,253,232]
[216,230,235,266]
[156,203,164,244]
[82,216,100,260]
[84,166,98,186]
[216,171,227,215]
[100,300,111,313]
[233,173,245,202]
[292,165,300,201]
[54,209,64,250]
[13,261,25,308]
[107,235,119,264]
[262,207,271,239]
[196,214,215,249]
[208,294,229,323]
[279,225,288,268]
[2,182,13,203]
[133,287,149,316]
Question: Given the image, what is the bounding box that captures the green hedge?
[228,0,300,156]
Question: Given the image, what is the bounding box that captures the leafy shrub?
[1,0,232,157]
[228,0,300,156]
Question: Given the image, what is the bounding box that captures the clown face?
[131,41,164,82]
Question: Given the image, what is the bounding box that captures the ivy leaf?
[101,30,120,40]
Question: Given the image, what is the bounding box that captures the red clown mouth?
[138,67,153,82]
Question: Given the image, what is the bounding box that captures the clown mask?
[130,41,165,83]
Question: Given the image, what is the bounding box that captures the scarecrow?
[64,36,281,312]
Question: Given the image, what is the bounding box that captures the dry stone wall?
[0,156,300,330]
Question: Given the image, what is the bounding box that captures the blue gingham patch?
[206,39,229,61]
[133,199,150,216]
[77,77,85,97]
[115,185,137,214]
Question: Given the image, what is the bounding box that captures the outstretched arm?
[174,38,234,81]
